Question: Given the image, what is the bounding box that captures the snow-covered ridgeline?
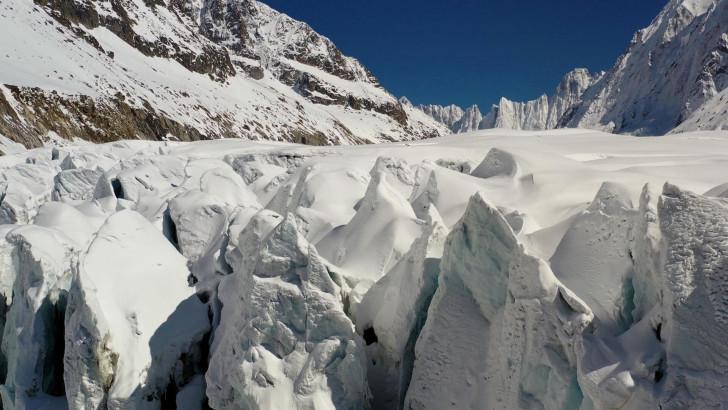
[420,68,601,134]
[0,0,447,148]
[421,0,728,136]
[0,129,725,408]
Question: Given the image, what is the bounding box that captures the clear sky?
[259,0,668,109]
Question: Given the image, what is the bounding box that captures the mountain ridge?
[0,0,447,148]
[420,0,728,136]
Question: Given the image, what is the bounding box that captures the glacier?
[0,128,721,409]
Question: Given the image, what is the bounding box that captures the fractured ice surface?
[206,213,369,410]
[0,131,724,408]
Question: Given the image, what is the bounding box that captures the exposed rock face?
[547,68,600,128]
[0,226,76,409]
[37,0,235,82]
[0,0,446,148]
[452,105,483,133]
[421,68,600,133]
[417,104,465,129]
[482,95,551,130]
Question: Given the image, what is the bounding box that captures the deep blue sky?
[260,0,668,109]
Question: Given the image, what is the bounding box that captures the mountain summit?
[422,0,728,136]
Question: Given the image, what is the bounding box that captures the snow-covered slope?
[569,0,728,135]
[0,0,447,148]
[0,128,725,408]
[422,0,728,136]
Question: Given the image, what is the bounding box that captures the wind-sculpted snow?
[317,163,422,283]
[266,162,369,243]
[0,130,723,408]
[551,182,637,335]
[356,207,449,409]
[64,210,209,409]
[471,148,520,179]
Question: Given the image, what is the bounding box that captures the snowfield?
[0,128,727,409]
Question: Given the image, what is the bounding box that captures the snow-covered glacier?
[0,128,724,409]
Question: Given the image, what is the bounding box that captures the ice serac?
[550,182,637,335]
[405,193,593,410]
[572,183,728,409]
[168,162,262,287]
[0,226,76,409]
[409,167,440,220]
[355,207,449,409]
[168,190,231,284]
[64,210,209,409]
[317,161,422,283]
[205,213,369,410]
[369,156,417,198]
[656,183,728,408]
[94,155,188,222]
[628,184,662,321]
[0,162,56,224]
[52,168,104,202]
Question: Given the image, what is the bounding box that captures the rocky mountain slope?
[423,0,728,136]
[569,0,728,134]
[418,104,464,129]
[421,68,600,133]
[0,0,447,148]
